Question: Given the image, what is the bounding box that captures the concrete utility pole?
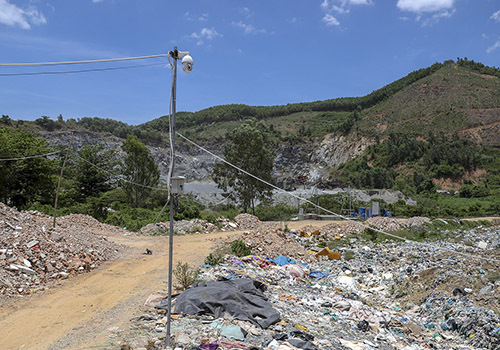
[53,136,74,228]
[165,46,192,350]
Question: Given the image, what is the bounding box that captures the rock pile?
[0,203,122,298]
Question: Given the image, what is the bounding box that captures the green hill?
[140,59,500,146]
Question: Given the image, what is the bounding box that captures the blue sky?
[1,0,500,125]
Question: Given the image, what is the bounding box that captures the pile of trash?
[140,218,240,236]
[318,221,365,237]
[119,222,500,350]
[235,213,261,230]
[403,217,431,231]
[0,203,122,298]
[175,219,219,235]
[234,226,313,263]
[216,217,239,231]
[365,217,402,232]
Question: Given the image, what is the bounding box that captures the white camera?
[181,55,193,73]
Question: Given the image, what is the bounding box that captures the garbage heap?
[0,203,123,298]
[121,224,500,350]
[140,217,241,235]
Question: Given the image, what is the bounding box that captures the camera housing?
[181,55,193,73]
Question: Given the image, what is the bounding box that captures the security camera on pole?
[165,46,192,349]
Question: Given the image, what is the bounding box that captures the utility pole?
[165,46,192,350]
[166,46,177,350]
[53,136,73,228]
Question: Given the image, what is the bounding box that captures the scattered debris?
[119,222,500,350]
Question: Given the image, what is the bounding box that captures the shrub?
[173,262,199,289]
[204,253,225,266]
[230,240,251,257]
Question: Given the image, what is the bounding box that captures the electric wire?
[0,53,170,67]
[73,152,168,192]
[0,62,167,77]
[0,149,64,161]
[177,132,500,265]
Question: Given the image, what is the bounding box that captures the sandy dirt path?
[0,221,332,350]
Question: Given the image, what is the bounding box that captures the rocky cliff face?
[38,130,368,186]
[311,133,371,168]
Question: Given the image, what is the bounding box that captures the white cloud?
[321,0,373,14]
[487,40,500,54]
[184,11,209,22]
[396,0,454,14]
[232,21,266,34]
[350,0,372,4]
[189,27,222,45]
[0,0,46,29]
[240,7,253,18]
[422,8,455,26]
[320,0,372,26]
[322,13,340,26]
[397,0,455,25]
[491,10,500,22]
[92,0,104,3]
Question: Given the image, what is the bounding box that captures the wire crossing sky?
[1,0,500,124]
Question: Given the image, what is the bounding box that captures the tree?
[212,119,275,214]
[73,143,119,200]
[121,135,160,207]
[0,129,57,209]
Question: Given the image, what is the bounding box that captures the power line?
[177,132,500,265]
[73,152,169,192]
[0,54,170,67]
[0,62,167,77]
[0,150,64,161]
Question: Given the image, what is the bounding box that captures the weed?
[343,250,355,261]
[230,240,251,257]
[284,224,290,233]
[486,271,500,282]
[363,228,379,242]
[173,262,199,289]
[190,225,202,234]
[204,253,225,266]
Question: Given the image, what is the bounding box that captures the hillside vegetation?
[1,58,500,221]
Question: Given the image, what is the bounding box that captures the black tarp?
[157,278,280,329]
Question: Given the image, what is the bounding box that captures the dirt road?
[0,221,332,350]
[0,231,238,350]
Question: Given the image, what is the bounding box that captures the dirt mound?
[0,203,123,298]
